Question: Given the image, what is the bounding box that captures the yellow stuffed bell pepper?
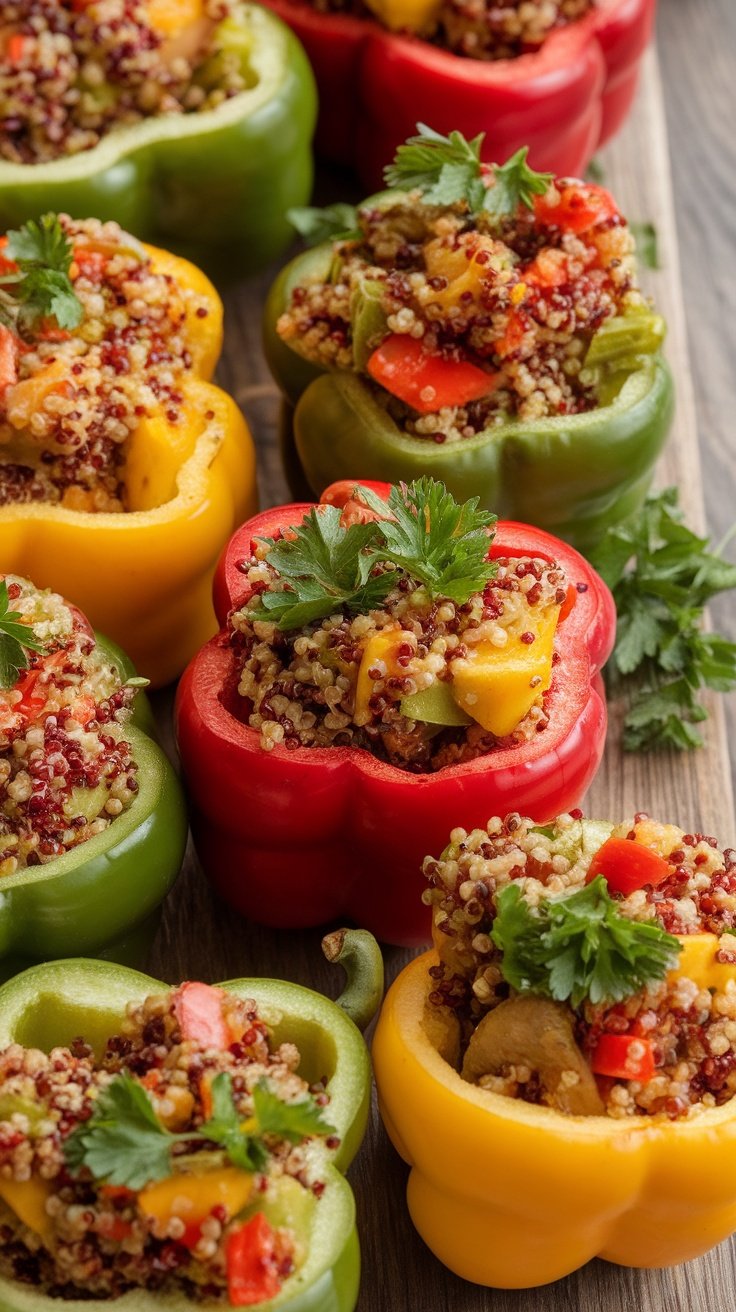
[372,812,736,1288]
[0,216,256,686]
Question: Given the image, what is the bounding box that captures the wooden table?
[149,2,736,1306]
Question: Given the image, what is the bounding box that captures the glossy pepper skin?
[0,245,257,687]
[0,631,187,980]
[175,481,615,946]
[373,949,736,1288]
[0,5,316,281]
[259,0,655,187]
[263,242,674,555]
[0,931,382,1311]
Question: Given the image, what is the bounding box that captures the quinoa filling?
[230,480,568,772]
[0,982,335,1301]
[0,1,253,165]
[0,214,211,512]
[423,811,736,1119]
[0,575,140,871]
[278,171,655,440]
[306,0,593,58]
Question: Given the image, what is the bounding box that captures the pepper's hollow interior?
[8,987,341,1090]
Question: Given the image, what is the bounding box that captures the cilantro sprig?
[590,489,736,751]
[251,479,497,631]
[0,214,83,337]
[0,581,45,690]
[491,877,681,1008]
[63,1070,335,1190]
[383,125,553,220]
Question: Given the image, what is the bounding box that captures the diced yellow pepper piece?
[146,0,204,36]
[669,933,736,994]
[423,235,500,310]
[0,1177,53,1238]
[354,628,406,721]
[138,1168,253,1228]
[451,606,559,738]
[363,0,442,33]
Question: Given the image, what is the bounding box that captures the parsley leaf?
[251,506,394,630]
[0,581,45,690]
[364,478,497,603]
[252,1079,335,1143]
[589,489,736,751]
[198,1072,268,1172]
[482,147,553,221]
[384,124,487,212]
[491,878,681,1008]
[287,203,360,247]
[383,125,552,220]
[0,215,83,335]
[253,479,497,630]
[63,1071,175,1190]
[64,1066,337,1189]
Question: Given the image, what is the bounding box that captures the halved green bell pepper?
[0,5,316,280]
[0,928,383,1311]
[263,235,674,554]
[0,635,187,978]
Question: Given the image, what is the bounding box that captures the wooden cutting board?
[150,42,736,1312]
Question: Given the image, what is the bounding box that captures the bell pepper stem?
[321,928,384,1031]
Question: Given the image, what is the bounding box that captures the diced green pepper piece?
[550,819,614,865]
[584,308,665,372]
[401,682,473,727]
[350,280,388,371]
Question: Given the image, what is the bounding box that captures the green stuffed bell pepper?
[0,930,382,1309]
[0,576,186,976]
[0,3,316,279]
[263,131,674,553]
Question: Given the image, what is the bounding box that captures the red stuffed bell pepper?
[260,0,656,186]
[176,479,615,946]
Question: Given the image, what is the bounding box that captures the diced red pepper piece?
[226,1214,282,1307]
[366,334,497,415]
[557,584,577,624]
[0,325,18,395]
[533,182,619,235]
[6,34,28,62]
[321,479,389,528]
[586,836,670,897]
[591,1033,655,1082]
[173,981,229,1049]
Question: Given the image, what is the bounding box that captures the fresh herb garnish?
[0,215,83,336]
[252,479,497,631]
[251,506,393,631]
[359,478,497,603]
[630,220,660,270]
[0,581,45,690]
[491,877,681,1008]
[64,1069,335,1190]
[589,489,736,751]
[383,124,552,220]
[287,203,360,248]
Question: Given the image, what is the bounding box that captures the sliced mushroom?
[461,995,604,1116]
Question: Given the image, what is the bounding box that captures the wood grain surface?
[149,3,736,1307]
